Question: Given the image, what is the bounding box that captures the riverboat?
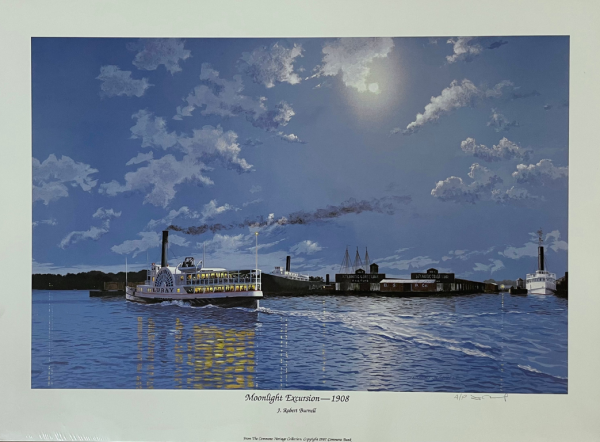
[126,231,262,308]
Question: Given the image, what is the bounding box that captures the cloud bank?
[460,137,531,162]
[314,38,394,93]
[446,37,508,64]
[96,65,152,97]
[127,38,191,74]
[238,42,303,88]
[401,79,514,135]
[33,154,99,205]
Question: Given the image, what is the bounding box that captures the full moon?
[368,82,380,93]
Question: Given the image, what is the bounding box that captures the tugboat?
[126,231,262,308]
[525,229,557,295]
[508,278,527,295]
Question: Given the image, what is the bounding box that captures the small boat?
[126,231,263,308]
[508,278,527,295]
[525,229,556,295]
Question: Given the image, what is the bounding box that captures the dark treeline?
[32,270,146,290]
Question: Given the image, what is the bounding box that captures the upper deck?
[145,261,261,291]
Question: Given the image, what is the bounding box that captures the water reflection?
[134,308,257,389]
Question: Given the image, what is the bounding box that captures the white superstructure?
[272,266,309,281]
[525,229,556,295]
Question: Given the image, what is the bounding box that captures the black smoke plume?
[168,196,411,235]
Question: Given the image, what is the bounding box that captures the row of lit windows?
[193,285,256,293]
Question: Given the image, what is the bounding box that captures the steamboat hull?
[126,288,261,309]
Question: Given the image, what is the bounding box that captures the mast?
[255,232,259,277]
[353,247,363,272]
[340,246,352,273]
[125,257,128,287]
[364,247,371,272]
[537,228,545,271]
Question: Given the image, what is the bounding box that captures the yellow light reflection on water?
[136,315,256,389]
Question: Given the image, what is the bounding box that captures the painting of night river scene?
[32,37,568,392]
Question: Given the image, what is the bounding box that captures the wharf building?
[334,249,494,294]
[334,247,387,292]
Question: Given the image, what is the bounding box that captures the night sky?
[32,37,569,280]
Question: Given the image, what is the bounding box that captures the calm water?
[32,290,567,392]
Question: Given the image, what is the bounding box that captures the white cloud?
[249,185,262,194]
[201,199,238,220]
[59,226,109,249]
[277,132,306,144]
[461,137,531,162]
[178,126,253,173]
[59,207,121,249]
[203,233,247,252]
[32,218,57,228]
[99,154,213,208]
[315,37,394,93]
[111,231,189,257]
[446,37,484,63]
[403,79,513,134]
[431,163,502,204]
[173,63,295,133]
[33,154,99,205]
[443,247,495,262]
[243,198,262,207]
[487,109,519,132]
[499,230,568,259]
[127,38,191,74]
[473,259,505,273]
[387,256,439,271]
[130,110,178,149]
[375,250,439,271]
[512,159,568,186]
[446,37,508,64]
[130,111,253,173]
[112,111,253,206]
[545,230,569,252]
[108,111,257,206]
[290,240,323,255]
[238,42,303,88]
[126,151,154,165]
[241,138,263,147]
[96,65,152,98]
[491,186,537,204]
[145,200,237,230]
[93,207,122,220]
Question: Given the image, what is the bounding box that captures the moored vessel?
[525,229,556,295]
[261,256,326,295]
[126,231,263,308]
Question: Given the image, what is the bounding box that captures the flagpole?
[255,232,259,278]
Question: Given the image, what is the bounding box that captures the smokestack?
[326,274,330,284]
[286,256,291,272]
[161,230,169,267]
[538,245,544,271]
